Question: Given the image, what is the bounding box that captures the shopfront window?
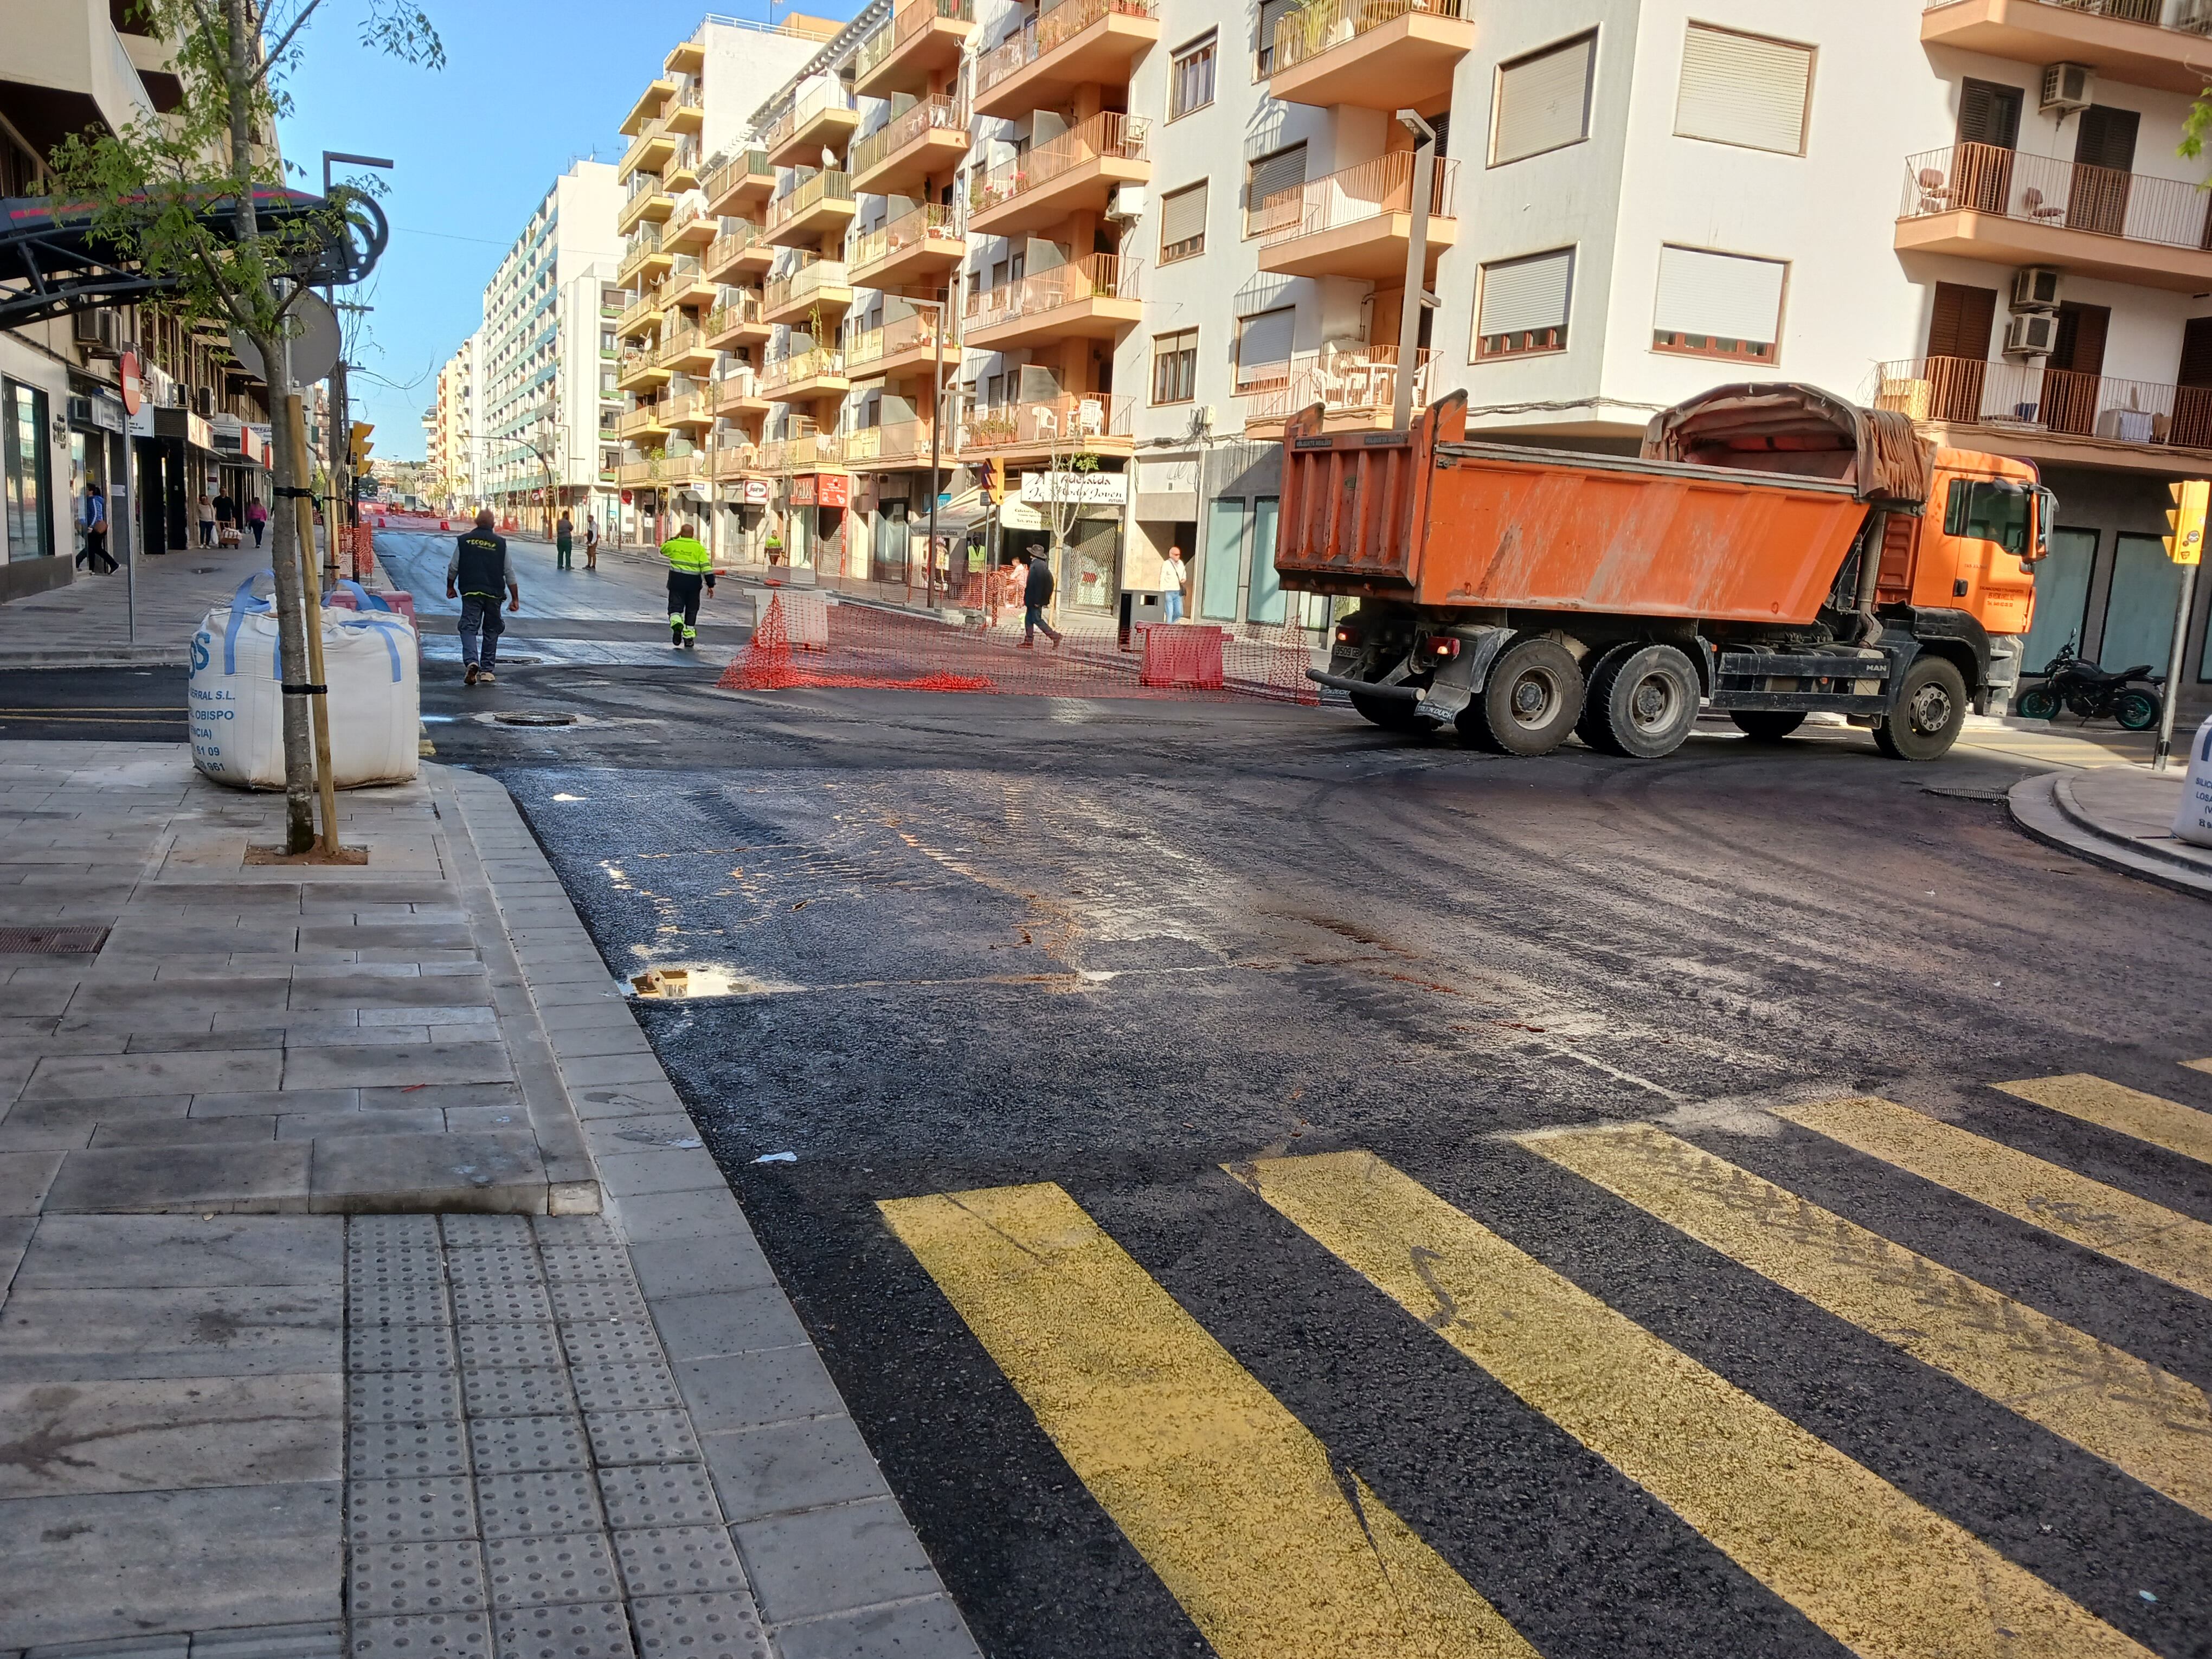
[4,381,53,562]
[1201,498,1245,620]
[2101,531,2182,676]
[2021,526,2094,674]
[1245,496,1283,624]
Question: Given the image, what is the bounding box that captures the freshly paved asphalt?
[27,535,2212,1657]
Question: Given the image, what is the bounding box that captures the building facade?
[425,337,481,512]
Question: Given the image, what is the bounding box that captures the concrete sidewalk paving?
[0,744,979,1659]
[0,539,315,668]
[2009,762,2212,898]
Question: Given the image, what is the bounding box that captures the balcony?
[1264,0,1472,109]
[850,96,970,197]
[619,119,676,185]
[972,0,1160,120]
[760,347,851,403]
[665,38,705,75]
[1873,354,2212,472]
[705,297,770,351]
[704,149,776,216]
[846,310,949,381]
[766,85,862,170]
[713,372,770,419]
[956,392,1130,458]
[764,257,855,326]
[1897,143,2212,290]
[616,348,670,394]
[964,255,1141,351]
[1237,345,1432,434]
[710,441,761,482]
[618,174,674,236]
[661,78,704,137]
[662,390,715,431]
[968,114,1150,238]
[844,419,940,469]
[616,403,670,440]
[618,229,671,292]
[856,0,977,97]
[848,203,964,287]
[767,171,859,248]
[760,430,846,474]
[705,222,774,284]
[664,202,716,259]
[1254,152,1458,280]
[615,288,664,342]
[655,321,717,375]
[1920,0,2212,96]
[658,254,717,313]
[665,137,703,196]
[620,75,677,138]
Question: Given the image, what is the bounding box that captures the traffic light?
[2166,478,2209,566]
[349,421,374,467]
[979,456,1005,505]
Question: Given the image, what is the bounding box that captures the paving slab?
[0,1374,342,1498]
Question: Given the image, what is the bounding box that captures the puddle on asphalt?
[625,962,798,1000]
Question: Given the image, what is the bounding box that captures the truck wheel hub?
[1631,677,1674,726]
[1510,674,1553,723]
[1910,684,1953,731]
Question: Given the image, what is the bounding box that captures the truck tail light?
[1426,637,1460,659]
[1334,625,1360,647]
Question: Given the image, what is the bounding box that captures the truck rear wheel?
[1730,711,1806,742]
[1592,644,1700,759]
[1467,638,1583,756]
[1872,656,1968,761]
[1575,644,1638,753]
[1349,691,1424,732]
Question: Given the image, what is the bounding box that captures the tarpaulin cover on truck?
[1640,383,1932,510]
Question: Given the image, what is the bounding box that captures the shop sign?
[790,475,817,507]
[741,478,769,504]
[999,496,1046,532]
[1020,470,1127,506]
[816,473,850,509]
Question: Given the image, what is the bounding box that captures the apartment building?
[425,335,481,511]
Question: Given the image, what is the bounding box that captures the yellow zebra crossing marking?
[1521,1123,2212,1521]
[1237,1149,2152,1659]
[878,1182,1538,1659]
[1774,1096,2212,1301]
[1996,1073,2212,1168]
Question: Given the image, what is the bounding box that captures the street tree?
[1035,411,1102,607]
[46,0,441,851]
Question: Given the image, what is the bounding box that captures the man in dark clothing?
[445,509,519,685]
[1018,546,1062,649]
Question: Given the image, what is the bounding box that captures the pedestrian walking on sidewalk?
[663,521,715,649]
[555,512,574,570]
[447,508,519,686]
[1019,547,1062,650]
[584,517,599,571]
[75,481,117,574]
[197,491,215,547]
[1161,544,1187,625]
[246,497,267,547]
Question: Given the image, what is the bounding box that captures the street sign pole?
[2156,477,2208,771]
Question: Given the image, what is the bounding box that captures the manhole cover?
[495,711,577,726]
[0,925,110,954]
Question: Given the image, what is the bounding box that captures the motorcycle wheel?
[2114,687,2162,732]
[2015,685,2060,721]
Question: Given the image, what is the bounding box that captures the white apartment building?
[471,161,625,529]
[426,335,481,511]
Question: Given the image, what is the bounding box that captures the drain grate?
[0,925,109,954]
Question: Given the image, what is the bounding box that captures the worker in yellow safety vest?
[661,522,716,649]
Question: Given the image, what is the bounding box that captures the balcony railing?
[1921,0,2211,29]
[666,136,702,185]
[1270,0,1465,73]
[617,348,664,382]
[655,321,708,365]
[848,203,961,274]
[768,170,858,231]
[975,0,1157,95]
[705,295,763,339]
[851,95,967,179]
[843,419,937,465]
[957,392,1127,451]
[1901,142,2212,250]
[702,149,772,204]
[710,442,760,480]
[969,113,1148,217]
[964,254,1141,332]
[615,404,667,438]
[760,347,848,396]
[1254,151,1458,245]
[1237,345,1432,422]
[657,254,708,306]
[859,0,976,76]
[663,390,708,426]
[712,370,764,413]
[766,257,851,316]
[615,292,661,337]
[626,171,666,205]
[760,430,846,472]
[1873,354,2212,451]
[765,83,858,154]
[847,310,945,372]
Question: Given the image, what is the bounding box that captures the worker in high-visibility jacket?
[661,522,716,649]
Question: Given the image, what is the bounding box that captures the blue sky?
[275,0,865,461]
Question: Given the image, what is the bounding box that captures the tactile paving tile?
[557,1322,666,1371]
[531,1214,619,1249]
[349,1418,473,1481]
[595,1463,723,1531]
[627,1593,769,1659]
[351,1279,455,1328]
[347,1477,479,1546]
[350,1371,465,1425]
[443,1245,546,1288]
[567,1359,683,1416]
[584,1411,702,1470]
[349,1320,460,1375]
[456,1322,566,1371]
[536,1244,630,1284]
[544,1277,651,1327]
[450,1278,556,1325]
[492,1603,636,1659]
[348,1246,449,1287]
[610,1526,748,1599]
[474,1469,605,1541]
[467,1414,592,1476]
[443,1215,533,1250]
[346,1611,493,1659]
[352,1216,443,1252]
[346,1539,488,1618]
[482,1532,622,1609]
[460,1367,576,1419]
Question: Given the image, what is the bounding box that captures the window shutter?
[1246,143,1307,212]
[1675,25,1812,155]
[1493,35,1593,165]
[1654,246,1787,343]
[1258,0,1296,61]
[1479,249,1573,337]
[1161,182,1208,249]
[1237,307,1295,374]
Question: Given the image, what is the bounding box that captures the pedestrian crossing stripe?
[1995,1072,2212,1169]
[1238,1150,2152,1659]
[878,1182,1540,1659]
[1774,1096,2212,1302]
[1519,1122,2212,1522]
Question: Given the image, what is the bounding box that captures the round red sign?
[118,350,142,416]
[621,490,633,505]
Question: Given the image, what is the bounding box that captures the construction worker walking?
[663,521,715,650]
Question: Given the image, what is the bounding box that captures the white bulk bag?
[2174,715,2212,848]
[189,572,421,789]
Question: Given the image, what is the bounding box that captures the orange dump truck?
[1278,383,2046,761]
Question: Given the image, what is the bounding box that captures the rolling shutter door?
[1258,0,1297,64]
[1478,249,1573,337]
[1654,246,1786,344]
[1493,35,1593,164]
[1236,308,1295,381]
[1161,183,1207,250]
[1246,143,1306,213]
[1674,25,1812,155]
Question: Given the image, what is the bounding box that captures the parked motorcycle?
[2015,641,2162,730]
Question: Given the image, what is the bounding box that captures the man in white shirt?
[1161,544,1187,624]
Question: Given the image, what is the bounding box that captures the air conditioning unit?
[2011,266,2063,312]
[194,385,216,416]
[2004,311,2059,357]
[2040,62,2095,114]
[71,308,118,355]
[1109,184,1146,221]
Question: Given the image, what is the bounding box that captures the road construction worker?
[447,508,519,685]
[662,522,715,649]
